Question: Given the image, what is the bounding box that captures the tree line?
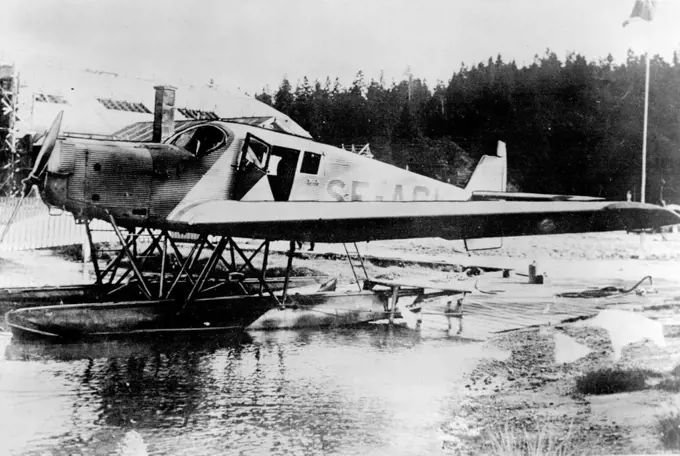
[255,50,680,203]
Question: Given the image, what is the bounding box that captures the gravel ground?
[373,231,680,455]
[441,324,680,455]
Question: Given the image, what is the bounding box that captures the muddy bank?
[442,312,680,455]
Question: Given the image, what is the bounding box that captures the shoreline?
[1,231,680,453]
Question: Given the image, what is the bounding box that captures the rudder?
[465,141,507,193]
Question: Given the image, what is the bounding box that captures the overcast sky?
[1,0,679,94]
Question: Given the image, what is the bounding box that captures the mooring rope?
[556,275,653,299]
[474,279,504,295]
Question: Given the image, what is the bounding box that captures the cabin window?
[171,125,227,157]
[300,151,321,175]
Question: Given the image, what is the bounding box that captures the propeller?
[21,110,63,196]
[0,112,63,246]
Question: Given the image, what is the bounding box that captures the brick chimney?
[152,85,176,143]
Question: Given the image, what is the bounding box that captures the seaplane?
[2,103,679,341]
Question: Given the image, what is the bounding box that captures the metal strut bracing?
[228,238,285,309]
[85,217,288,308]
[86,217,195,299]
[180,237,285,308]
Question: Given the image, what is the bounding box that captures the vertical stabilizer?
[465,141,507,193]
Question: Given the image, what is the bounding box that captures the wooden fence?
[0,196,118,252]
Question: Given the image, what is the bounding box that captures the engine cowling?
[43,138,193,223]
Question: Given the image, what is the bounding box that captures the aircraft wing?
[470,191,605,202]
[168,200,680,242]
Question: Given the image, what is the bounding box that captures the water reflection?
[1,326,508,456]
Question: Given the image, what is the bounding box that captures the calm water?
[0,326,507,456]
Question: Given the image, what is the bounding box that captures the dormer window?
[178,108,218,120]
[97,98,151,113]
[35,93,68,104]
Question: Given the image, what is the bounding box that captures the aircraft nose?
[42,137,73,207]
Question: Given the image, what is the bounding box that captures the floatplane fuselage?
[40,118,484,239]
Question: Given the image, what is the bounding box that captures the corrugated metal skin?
[67,139,88,204]
[51,141,76,175]
[150,131,238,220]
[225,138,243,199]
[84,140,152,220]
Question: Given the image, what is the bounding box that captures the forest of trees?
[255,50,680,203]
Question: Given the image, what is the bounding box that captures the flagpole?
[641,52,650,203]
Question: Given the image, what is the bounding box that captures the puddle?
[578,309,666,361]
[553,332,591,364]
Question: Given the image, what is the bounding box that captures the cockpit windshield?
[171,125,227,157]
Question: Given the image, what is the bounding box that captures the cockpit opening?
[171,125,227,157]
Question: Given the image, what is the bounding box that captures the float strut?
[106,214,152,299]
[84,221,102,285]
[343,243,362,292]
[229,238,283,308]
[353,242,369,281]
[388,285,400,325]
[260,240,270,295]
[159,235,168,298]
[164,235,206,298]
[183,236,228,307]
[280,241,296,307]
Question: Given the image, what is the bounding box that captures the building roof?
[111,116,307,142]
[8,64,311,139]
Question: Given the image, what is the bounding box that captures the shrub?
[670,364,680,378]
[486,423,576,456]
[657,378,680,393]
[266,266,326,277]
[575,367,660,395]
[658,411,680,450]
[51,244,83,261]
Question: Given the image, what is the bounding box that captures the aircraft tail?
[465,141,507,193]
[464,141,507,251]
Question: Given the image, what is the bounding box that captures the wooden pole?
[639,53,651,255]
[641,53,650,204]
